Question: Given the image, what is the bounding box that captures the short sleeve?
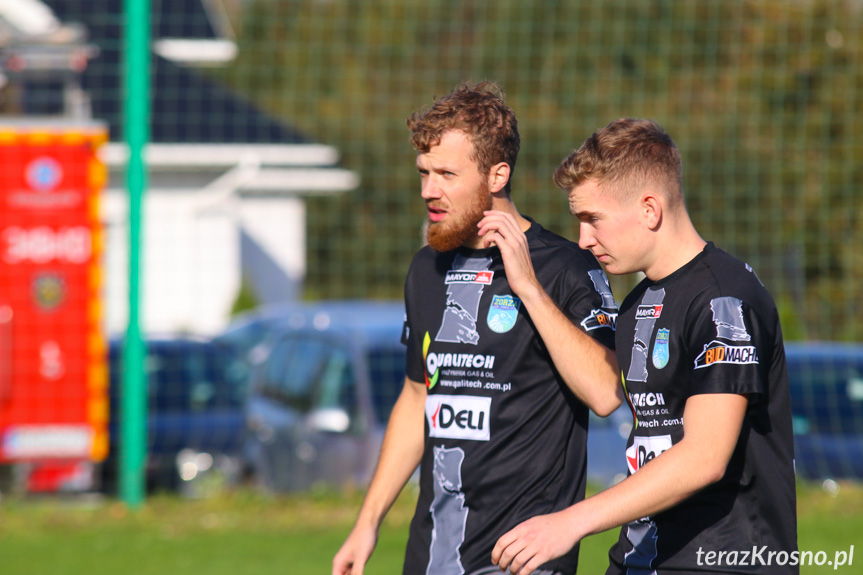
[687,295,767,398]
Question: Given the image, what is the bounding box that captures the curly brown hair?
[406,81,520,194]
[554,118,684,211]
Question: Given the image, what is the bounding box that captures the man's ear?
[487,162,511,194]
[642,190,663,230]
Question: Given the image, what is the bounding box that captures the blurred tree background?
[219,0,862,341]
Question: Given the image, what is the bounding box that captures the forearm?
[564,394,749,539]
[566,439,724,538]
[518,280,621,415]
[354,378,426,529]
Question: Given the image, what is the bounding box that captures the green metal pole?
[121,0,149,507]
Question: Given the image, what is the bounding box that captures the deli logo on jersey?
[581,309,617,332]
[626,434,673,474]
[445,270,493,285]
[694,341,759,370]
[635,305,664,320]
[426,394,491,441]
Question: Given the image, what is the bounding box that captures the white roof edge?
[240,168,359,193]
[101,142,340,167]
[103,166,358,196]
[153,38,238,65]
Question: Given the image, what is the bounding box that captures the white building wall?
[103,189,241,336]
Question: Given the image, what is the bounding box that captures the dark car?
[230,300,634,491]
[239,301,407,492]
[101,336,250,494]
[786,341,863,480]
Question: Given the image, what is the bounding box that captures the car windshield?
[110,340,249,412]
[260,334,405,424]
[788,352,863,435]
[262,336,352,412]
[368,346,406,425]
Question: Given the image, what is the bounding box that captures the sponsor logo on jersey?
[444,270,494,285]
[626,434,673,474]
[486,294,520,333]
[635,304,663,320]
[423,332,439,389]
[628,392,666,407]
[652,328,670,369]
[694,342,758,369]
[581,309,617,331]
[426,351,496,375]
[426,394,491,441]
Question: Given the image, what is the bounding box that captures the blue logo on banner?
[652,329,670,369]
[487,295,520,334]
[26,157,63,192]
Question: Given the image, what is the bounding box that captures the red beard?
[426,183,492,252]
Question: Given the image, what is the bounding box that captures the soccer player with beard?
[333,82,622,575]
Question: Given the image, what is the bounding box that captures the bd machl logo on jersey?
[581,309,617,332]
[694,296,759,370]
[487,294,520,333]
[694,342,758,369]
[426,394,491,441]
[445,270,493,285]
[626,434,673,474]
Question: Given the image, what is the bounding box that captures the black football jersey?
[401,219,617,574]
[608,242,797,575]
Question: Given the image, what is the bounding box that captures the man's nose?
[421,176,442,200]
[578,224,595,251]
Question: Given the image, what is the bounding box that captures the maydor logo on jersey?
[426,395,491,441]
[626,435,673,474]
[487,294,520,333]
[444,270,493,285]
[635,305,663,320]
[652,328,670,369]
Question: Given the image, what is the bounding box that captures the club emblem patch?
[487,295,520,334]
[652,328,670,369]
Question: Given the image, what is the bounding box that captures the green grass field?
[0,481,860,574]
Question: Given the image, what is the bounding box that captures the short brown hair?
[554,118,684,209]
[407,81,520,194]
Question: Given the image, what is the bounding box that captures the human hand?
[477,211,539,299]
[491,511,581,575]
[332,525,378,575]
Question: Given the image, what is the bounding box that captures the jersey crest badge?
[652,328,670,369]
[487,294,520,333]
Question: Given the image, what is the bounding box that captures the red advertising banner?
[0,121,108,466]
